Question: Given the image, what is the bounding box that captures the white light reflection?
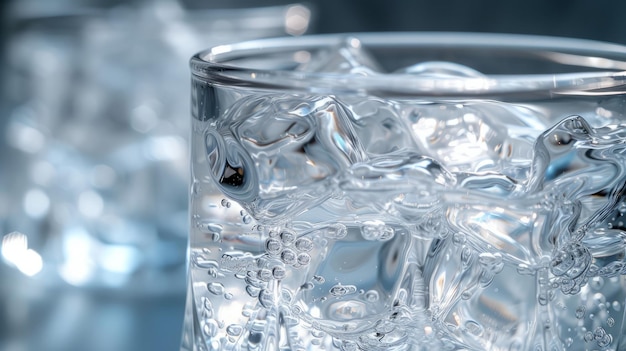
[284,4,310,36]
[1,231,43,276]
[59,228,96,286]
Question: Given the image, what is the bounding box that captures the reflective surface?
[186,33,626,351]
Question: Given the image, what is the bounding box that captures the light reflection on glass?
[1,231,43,276]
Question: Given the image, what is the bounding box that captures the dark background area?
[312,0,626,45]
[0,1,625,351]
[3,0,626,44]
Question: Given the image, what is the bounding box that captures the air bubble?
[246,285,261,297]
[461,290,473,300]
[257,269,272,281]
[207,282,225,295]
[280,229,297,245]
[325,223,348,239]
[364,290,379,302]
[361,220,395,241]
[242,215,252,224]
[258,289,274,308]
[594,326,606,340]
[612,301,621,311]
[265,238,282,255]
[203,320,219,337]
[272,266,286,280]
[312,275,325,284]
[295,237,313,252]
[330,284,357,297]
[226,324,243,336]
[281,249,297,265]
[575,305,586,319]
[296,253,311,266]
[465,321,484,336]
[597,334,613,348]
[202,297,214,318]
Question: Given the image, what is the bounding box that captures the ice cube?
[404,101,543,178]
[205,95,366,222]
[344,98,420,155]
[406,102,510,172]
[297,36,383,75]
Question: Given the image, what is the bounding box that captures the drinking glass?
[184,33,626,351]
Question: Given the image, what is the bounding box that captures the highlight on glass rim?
[182,33,626,351]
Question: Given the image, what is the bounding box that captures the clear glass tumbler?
[183,33,626,351]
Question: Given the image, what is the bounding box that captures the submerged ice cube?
[406,102,513,173]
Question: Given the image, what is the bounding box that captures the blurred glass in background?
[0,1,311,350]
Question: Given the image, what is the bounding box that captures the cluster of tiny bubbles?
[587,327,613,349]
[360,220,395,241]
[550,241,592,295]
[264,228,314,268]
[598,260,626,278]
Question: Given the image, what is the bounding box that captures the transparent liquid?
[186,57,626,350]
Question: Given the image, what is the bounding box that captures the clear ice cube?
[205,95,367,222]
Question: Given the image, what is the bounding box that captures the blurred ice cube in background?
[0,0,311,350]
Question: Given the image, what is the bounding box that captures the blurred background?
[0,1,625,350]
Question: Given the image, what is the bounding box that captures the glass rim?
[190,32,626,97]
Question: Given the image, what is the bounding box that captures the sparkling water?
[186,36,626,351]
